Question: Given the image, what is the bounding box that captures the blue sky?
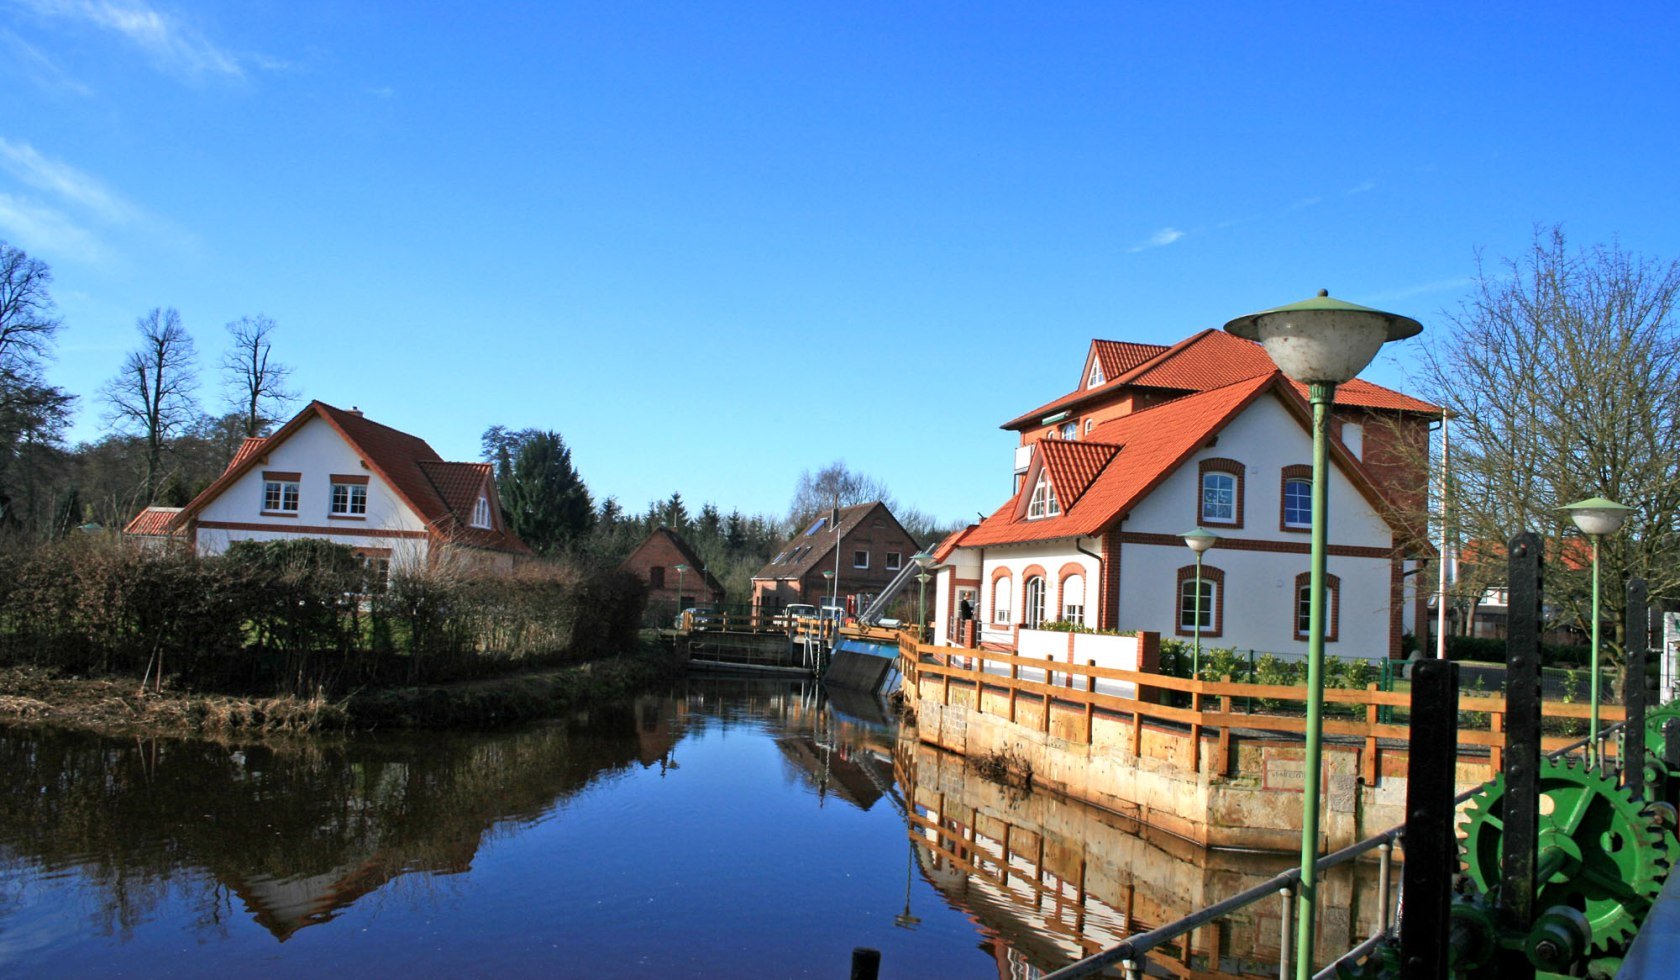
[2,1,1676,526]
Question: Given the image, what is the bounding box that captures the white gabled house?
[157,401,530,576]
[932,330,1441,661]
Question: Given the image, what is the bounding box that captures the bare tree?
[222,314,296,437]
[787,461,894,530]
[0,241,61,388]
[1413,227,1680,653]
[101,308,200,504]
[0,241,73,533]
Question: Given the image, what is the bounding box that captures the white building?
[932,330,1440,660]
[159,401,529,575]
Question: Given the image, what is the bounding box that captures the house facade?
[159,401,529,574]
[751,501,918,615]
[932,330,1440,660]
[621,526,726,619]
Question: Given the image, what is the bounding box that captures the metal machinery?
[1338,536,1677,979]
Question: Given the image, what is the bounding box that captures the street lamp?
[822,569,836,636]
[1560,496,1632,768]
[913,549,936,642]
[1226,289,1421,979]
[674,563,689,628]
[1181,528,1219,678]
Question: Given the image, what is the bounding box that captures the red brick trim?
[1056,562,1086,625]
[1020,564,1049,628]
[330,474,371,485]
[1390,558,1405,660]
[989,567,1014,624]
[1292,571,1340,642]
[1175,563,1224,638]
[1197,458,1245,529]
[1100,527,1122,631]
[261,471,300,481]
[1279,464,1313,534]
[1118,531,1396,560]
[197,520,426,540]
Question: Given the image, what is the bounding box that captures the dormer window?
[472,496,492,529]
[1087,363,1105,388]
[1026,472,1061,519]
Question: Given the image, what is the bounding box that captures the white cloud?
[17,0,244,79]
[0,137,135,223]
[0,192,106,263]
[1127,227,1185,253]
[0,27,94,95]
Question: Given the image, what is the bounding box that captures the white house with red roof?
[931,330,1440,661]
[154,401,529,575]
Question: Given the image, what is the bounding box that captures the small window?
[1294,573,1340,642]
[1087,362,1105,388]
[650,566,665,588]
[472,496,492,529]
[804,518,826,536]
[853,550,869,568]
[331,482,368,516]
[1175,564,1224,637]
[1024,576,1046,628]
[1179,578,1216,631]
[1059,420,1078,440]
[263,480,300,513]
[1283,477,1312,529]
[886,552,902,571]
[1027,471,1061,520]
[1197,459,1244,527]
[1062,573,1085,625]
[1084,419,1094,435]
[992,576,1012,624]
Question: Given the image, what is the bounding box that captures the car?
[778,603,818,626]
[673,606,719,628]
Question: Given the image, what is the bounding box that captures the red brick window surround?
[1293,572,1341,642]
[1280,464,1313,533]
[1058,567,1086,626]
[1197,458,1244,528]
[262,471,301,515]
[330,474,370,519]
[991,570,1013,625]
[1175,564,1225,638]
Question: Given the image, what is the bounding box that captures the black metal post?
[851,947,881,980]
[1400,658,1460,978]
[1498,531,1543,978]
[1668,718,1680,810]
[1627,578,1649,799]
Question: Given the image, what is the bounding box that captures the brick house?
[931,330,1441,659]
[751,501,919,616]
[152,400,530,576]
[620,526,725,618]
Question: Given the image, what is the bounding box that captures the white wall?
[974,539,1101,645]
[194,415,431,566]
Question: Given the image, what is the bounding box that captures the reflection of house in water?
[226,844,476,941]
[896,736,1384,977]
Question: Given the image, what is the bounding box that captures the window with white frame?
[472,495,492,529]
[1294,572,1340,641]
[992,576,1012,624]
[1179,578,1216,631]
[1084,419,1094,435]
[885,551,902,571]
[1201,472,1235,523]
[1062,573,1085,625]
[1027,472,1061,519]
[1059,420,1078,440]
[263,475,300,513]
[1023,576,1046,628]
[331,481,368,516]
[1283,476,1312,529]
[1087,362,1105,388]
[853,550,869,568]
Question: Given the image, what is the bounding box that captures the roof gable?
[751,501,913,581]
[1037,439,1121,510]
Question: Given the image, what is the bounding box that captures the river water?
[0,677,1377,978]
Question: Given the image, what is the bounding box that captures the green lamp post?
[1560,496,1632,768]
[1226,290,1421,979]
[674,563,689,628]
[1181,528,1219,678]
[913,548,936,643]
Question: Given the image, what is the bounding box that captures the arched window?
[1175,564,1225,638]
[1198,459,1244,527]
[1024,576,1047,628]
[1088,362,1105,388]
[992,575,1013,624]
[1280,464,1312,531]
[1027,471,1061,519]
[1061,573,1085,625]
[1294,572,1341,642]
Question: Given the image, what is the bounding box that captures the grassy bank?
[0,640,685,738]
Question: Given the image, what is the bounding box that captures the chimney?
[349,406,364,416]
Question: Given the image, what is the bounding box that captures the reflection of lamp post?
[1181,528,1219,678]
[674,563,689,627]
[913,549,936,642]
[1561,496,1632,768]
[1226,290,1421,980]
[895,833,922,930]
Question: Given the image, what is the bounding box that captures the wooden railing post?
[1363,681,1380,786]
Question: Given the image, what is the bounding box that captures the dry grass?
[972,745,1034,791]
[0,666,348,737]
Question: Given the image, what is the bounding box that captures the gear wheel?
[1461,755,1674,952]
[1642,702,1680,757]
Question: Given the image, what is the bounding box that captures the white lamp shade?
[1181,527,1219,554]
[1225,291,1423,385]
[1561,497,1632,536]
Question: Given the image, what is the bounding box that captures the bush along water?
[0,537,649,700]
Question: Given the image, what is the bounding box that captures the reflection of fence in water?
[895,737,1384,978]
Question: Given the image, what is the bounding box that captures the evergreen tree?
[497,430,594,555]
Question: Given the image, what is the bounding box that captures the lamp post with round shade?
[822,569,836,639]
[1181,528,1219,678]
[1560,496,1632,768]
[913,549,936,642]
[1225,290,1421,978]
[673,563,689,629]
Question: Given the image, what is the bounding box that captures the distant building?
[932,330,1441,658]
[122,506,185,552]
[751,501,919,616]
[621,526,725,617]
[154,400,530,576]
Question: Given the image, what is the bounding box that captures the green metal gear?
[1642,701,1680,755]
[1461,755,1674,953]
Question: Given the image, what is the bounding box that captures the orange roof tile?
[226,437,267,474]
[1093,340,1168,380]
[123,506,183,537]
[1037,439,1120,509]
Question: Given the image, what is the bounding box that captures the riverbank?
[0,641,685,739]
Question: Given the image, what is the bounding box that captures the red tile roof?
[1004,329,1439,430]
[123,506,183,537]
[171,401,530,555]
[1093,340,1168,380]
[227,437,266,473]
[1037,438,1120,509]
